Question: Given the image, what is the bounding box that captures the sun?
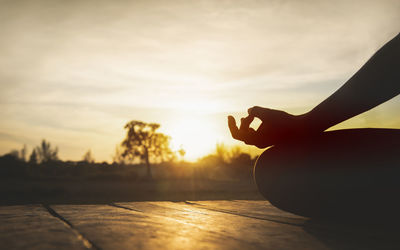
[163,116,222,161]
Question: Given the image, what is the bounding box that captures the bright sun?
[163,116,222,161]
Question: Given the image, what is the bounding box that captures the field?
[0,151,261,205]
[0,178,262,205]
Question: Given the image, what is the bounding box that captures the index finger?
[239,115,254,131]
[248,106,271,119]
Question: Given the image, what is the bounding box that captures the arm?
[306,32,400,132]
[229,33,400,148]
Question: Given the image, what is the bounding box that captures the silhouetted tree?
[8,150,19,160]
[178,146,186,161]
[112,145,128,165]
[82,149,95,163]
[29,149,38,165]
[228,146,242,162]
[20,144,27,162]
[7,144,27,162]
[215,143,229,164]
[121,120,173,179]
[35,139,58,163]
[230,152,252,166]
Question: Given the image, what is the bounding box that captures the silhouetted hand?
[228,106,308,148]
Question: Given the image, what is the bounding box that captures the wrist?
[297,111,327,134]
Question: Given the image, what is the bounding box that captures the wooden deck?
[1,200,398,249]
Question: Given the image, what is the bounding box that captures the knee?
[253,147,275,187]
[253,147,288,202]
[253,145,306,208]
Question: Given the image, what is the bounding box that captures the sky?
[0,0,399,161]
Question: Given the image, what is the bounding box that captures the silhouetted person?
[228,33,400,220]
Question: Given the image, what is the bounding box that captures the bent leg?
[254,128,400,220]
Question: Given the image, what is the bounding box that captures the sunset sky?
[1,0,399,161]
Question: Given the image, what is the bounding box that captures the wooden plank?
[51,204,256,250]
[115,201,328,250]
[3,202,397,249]
[187,200,306,225]
[118,201,400,250]
[0,205,89,250]
[186,200,400,250]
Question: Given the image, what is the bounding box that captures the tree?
[35,139,58,163]
[178,146,186,161]
[29,149,38,165]
[7,144,28,162]
[121,120,173,179]
[112,145,128,165]
[215,143,229,164]
[20,144,27,162]
[82,149,95,163]
[8,150,20,160]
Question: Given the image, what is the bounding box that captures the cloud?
[0,0,399,160]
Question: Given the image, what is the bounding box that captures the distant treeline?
[1,120,259,182]
[0,140,257,181]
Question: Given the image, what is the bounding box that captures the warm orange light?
[164,115,222,161]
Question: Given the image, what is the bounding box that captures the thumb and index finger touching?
[228,106,271,141]
[228,111,256,142]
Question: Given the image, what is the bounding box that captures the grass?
[0,178,263,205]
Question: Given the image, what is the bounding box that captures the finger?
[228,116,241,140]
[248,106,271,119]
[239,115,254,131]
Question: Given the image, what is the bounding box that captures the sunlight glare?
[164,116,222,161]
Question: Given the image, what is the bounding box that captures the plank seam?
[184,202,382,237]
[109,203,144,213]
[42,204,101,250]
[183,201,304,227]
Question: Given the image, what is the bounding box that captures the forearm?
[305,33,400,131]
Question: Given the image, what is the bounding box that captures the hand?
[228,106,307,148]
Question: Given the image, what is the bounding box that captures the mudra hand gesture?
[228,106,306,148]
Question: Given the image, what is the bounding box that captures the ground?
[1,200,398,250]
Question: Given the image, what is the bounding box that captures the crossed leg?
[254,128,400,220]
